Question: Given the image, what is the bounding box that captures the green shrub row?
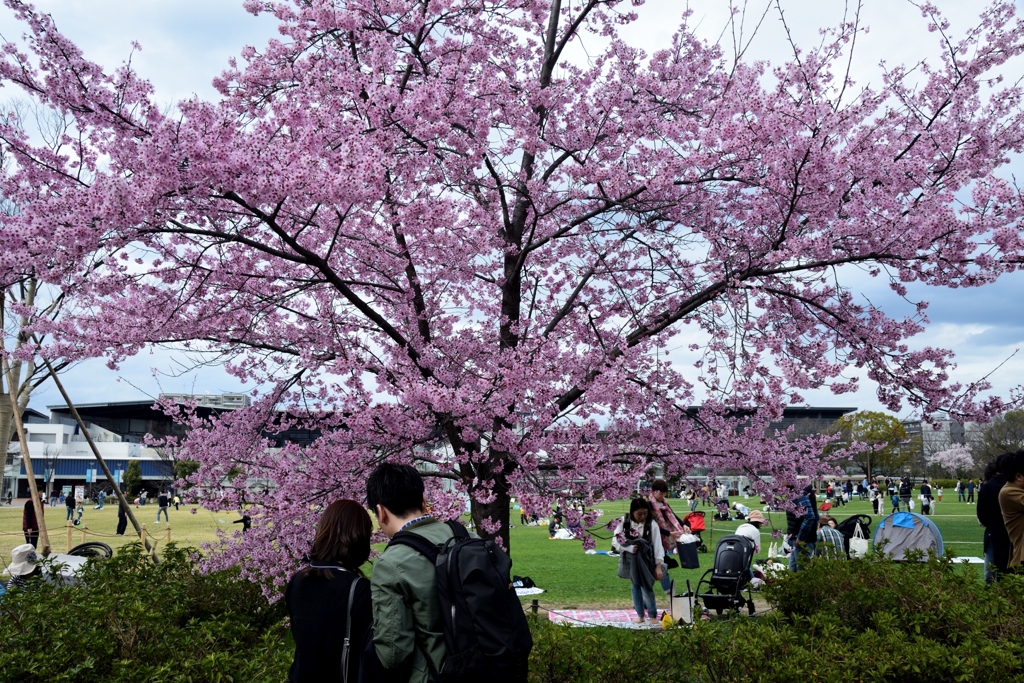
[3,545,1022,683]
[0,544,290,683]
[529,554,1024,683]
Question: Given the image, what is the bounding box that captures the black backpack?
[388,520,532,683]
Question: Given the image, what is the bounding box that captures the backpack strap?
[341,575,360,683]
[388,519,466,561]
[387,530,441,563]
[445,519,469,539]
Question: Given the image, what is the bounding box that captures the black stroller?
[835,514,872,559]
[696,535,756,616]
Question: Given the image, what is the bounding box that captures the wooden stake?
[165,525,171,545]
[66,520,72,553]
[40,357,158,561]
[1,354,49,555]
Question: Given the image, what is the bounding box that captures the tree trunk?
[469,486,512,552]
[466,441,514,551]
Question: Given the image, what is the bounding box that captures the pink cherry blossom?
[2,0,1024,590]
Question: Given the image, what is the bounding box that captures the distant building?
[3,393,250,499]
[901,418,980,471]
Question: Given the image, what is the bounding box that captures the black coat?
[286,568,371,683]
[978,474,1011,571]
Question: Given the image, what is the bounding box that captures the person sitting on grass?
[816,516,846,559]
[3,544,42,591]
[735,510,765,555]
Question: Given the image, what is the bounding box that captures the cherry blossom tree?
[929,444,976,478]
[3,0,1024,585]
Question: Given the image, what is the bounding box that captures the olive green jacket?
[371,518,454,682]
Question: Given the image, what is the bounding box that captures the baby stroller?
[681,511,708,553]
[835,515,872,559]
[712,497,731,522]
[696,535,756,616]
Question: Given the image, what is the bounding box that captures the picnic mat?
[547,609,653,629]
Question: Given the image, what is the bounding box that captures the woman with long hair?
[613,497,665,625]
[287,499,373,683]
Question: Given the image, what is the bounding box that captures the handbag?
[849,524,869,558]
[617,549,632,579]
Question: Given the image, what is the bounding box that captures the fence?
[59,519,171,553]
[0,516,169,567]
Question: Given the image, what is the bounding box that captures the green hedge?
[529,555,1024,683]
[0,544,290,683]
[3,545,1023,683]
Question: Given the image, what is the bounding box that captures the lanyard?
[401,515,433,531]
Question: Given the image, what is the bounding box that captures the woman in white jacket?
[613,498,665,624]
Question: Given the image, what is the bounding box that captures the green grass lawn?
[0,498,241,564]
[506,495,989,608]
[1,493,989,610]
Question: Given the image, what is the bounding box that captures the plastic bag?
[849,524,869,558]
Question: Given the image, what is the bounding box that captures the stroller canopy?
[872,511,943,560]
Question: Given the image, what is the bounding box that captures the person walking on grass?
[22,493,43,547]
[786,485,819,572]
[967,479,977,504]
[65,491,76,521]
[156,490,170,523]
[957,479,965,502]
[116,499,128,536]
[899,477,913,512]
[920,480,933,516]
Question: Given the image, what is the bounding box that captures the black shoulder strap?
[388,529,442,563]
[341,575,361,683]
[388,520,465,563]
[445,519,469,539]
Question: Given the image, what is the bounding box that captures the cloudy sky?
[2,0,1023,420]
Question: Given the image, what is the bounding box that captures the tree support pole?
[40,357,158,561]
[2,355,50,555]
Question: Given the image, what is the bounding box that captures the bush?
[528,556,1024,683]
[0,543,290,683]
[5,544,1022,683]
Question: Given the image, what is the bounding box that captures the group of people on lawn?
[8,454,1024,683]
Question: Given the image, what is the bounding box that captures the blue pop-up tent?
[873,511,943,560]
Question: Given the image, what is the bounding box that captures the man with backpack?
[367,463,531,683]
